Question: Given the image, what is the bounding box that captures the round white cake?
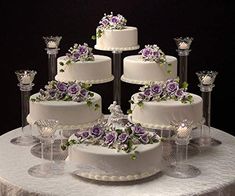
[27,92,102,129]
[95,26,139,51]
[55,55,114,84]
[67,135,162,181]
[121,55,178,84]
[130,93,203,130]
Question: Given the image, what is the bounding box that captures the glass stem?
[21,90,30,137]
[179,55,188,86]
[176,141,188,172]
[50,139,53,162]
[202,91,211,127]
[112,51,122,106]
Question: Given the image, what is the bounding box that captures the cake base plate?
[72,168,160,182]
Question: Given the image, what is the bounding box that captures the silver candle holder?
[11,70,39,146]
[43,36,62,81]
[174,37,193,87]
[164,119,201,178]
[191,70,221,146]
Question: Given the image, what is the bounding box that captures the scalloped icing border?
[94,45,140,52]
[72,167,160,182]
[55,75,114,84]
[121,75,165,85]
[128,114,204,130]
[27,114,104,130]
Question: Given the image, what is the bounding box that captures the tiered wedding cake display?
[94,12,139,51]
[55,43,114,84]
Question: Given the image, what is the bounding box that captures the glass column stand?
[112,50,122,105]
[43,36,62,81]
[191,70,221,146]
[11,70,39,146]
[174,37,193,86]
[165,119,200,178]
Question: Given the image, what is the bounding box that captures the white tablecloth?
[0,127,235,196]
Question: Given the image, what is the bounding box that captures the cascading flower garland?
[96,12,127,38]
[62,123,160,160]
[58,43,94,72]
[139,44,172,74]
[128,78,193,113]
[31,80,99,110]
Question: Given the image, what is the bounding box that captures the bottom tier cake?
[67,134,162,181]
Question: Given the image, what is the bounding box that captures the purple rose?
[80,89,88,97]
[79,45,87,54]
[67,83,80,94]
[111,16,119,24]
[166,81,179,93]
[131,125,145,135]
[118,133,129,143]
[141,48,151,57]
[90,126,103,138]
[81,131,90,139]
[105,131,117,146]
[144,88,151,96]
[57,82,68,92]
[140,133,149,144]
[175,89,185,98]
[151,84,162,95]
[49,89,57,97]
[75,130,82,140]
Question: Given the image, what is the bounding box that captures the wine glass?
[28,119,64,178]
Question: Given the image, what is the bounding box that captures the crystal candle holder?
[164,119,201,178]
[191,70,221,146]
[43,36,62,81]
[11,70,39,146]
[174,37,193,86]
[28,119,64,178]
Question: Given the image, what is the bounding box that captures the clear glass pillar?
[112,50,122,105]
[174,37,193,86]
[11,70,39,146]
[43,36,62,81]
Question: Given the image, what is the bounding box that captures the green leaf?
[94,103,100,110]
[168,63,172,67]
[181,81,188,89]
[127,109,132,114]
[130,154,136,160]
[128,100,134,104]
[59,69,64,72]
[115,129,122,134]
[86,100,92,107]
[31,98,36,102]
[89,92,94,97]
[60,144,67,151]
[167,70,172,74]
[137,101,144,107]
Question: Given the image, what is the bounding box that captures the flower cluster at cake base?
[62,122,160,160]
[96,12,127,38]
[139,44,172,74]
[128,78,193,113]
[31,80,99,110]
[58,43,94,72]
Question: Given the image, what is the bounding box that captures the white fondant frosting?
[95,26,139,51]
[122,55,177,84]
[55,55,113,84]
[67,134,162,179]
[131,93,203,130]
[27,92,102,129]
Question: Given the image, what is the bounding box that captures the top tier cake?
[94,13,139,51]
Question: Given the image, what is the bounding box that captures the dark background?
[1,0,234,136]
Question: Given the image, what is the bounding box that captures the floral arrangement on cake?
[61,101,160,159]
[95,12,127,38]
[62,123,160,160]
[58,43,94,72]
[31,80,99,110]
[139,44,172,74]
[128,78,193,113]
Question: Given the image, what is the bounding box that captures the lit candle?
[47,41,57,48]
[179,42,188,50]
[177,125,189,138]
[21,75,31,84]
[202,75,212,85]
